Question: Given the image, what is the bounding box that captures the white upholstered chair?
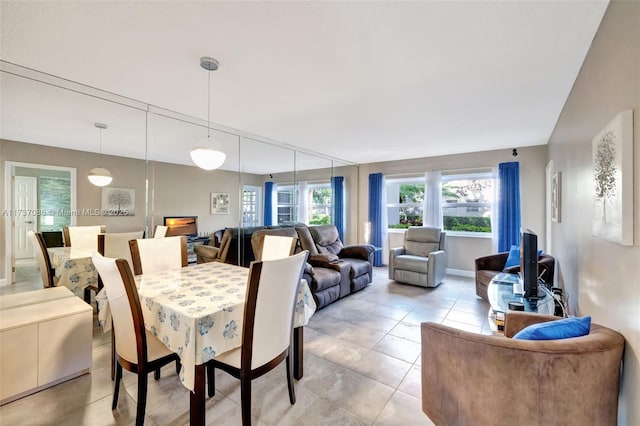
[128,236,188,275]
[27,231,57,288]
[389,226,447,287]
[97,231,145,272]
[207,250,308,426]
[153,225,168,238]
[63,225,106,251]
[260,235,297,260]
[92,253,180,426]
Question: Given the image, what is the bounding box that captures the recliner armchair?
[389,227,447,287]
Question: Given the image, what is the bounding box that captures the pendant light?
[88,123,113,187]
[190,57,226,171]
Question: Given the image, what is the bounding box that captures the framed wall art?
[210,192,230,214]
[551,172,561,223]
[101,187,135,216]
[592,109,634,246]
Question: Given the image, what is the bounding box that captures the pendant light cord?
[207,69,211,139]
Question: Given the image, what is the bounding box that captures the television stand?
[186,236,210,264]
[487,273,556,333]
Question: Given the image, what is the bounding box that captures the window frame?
[241,185,261,227]
[441,171,494,238]
[385,176,425,229]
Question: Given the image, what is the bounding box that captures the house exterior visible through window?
[442,172,493,234]
[386,172,494,235]
[308,183,332,225]
[276,182,334,225]
[242,185,261,227]
[386,177,425,228]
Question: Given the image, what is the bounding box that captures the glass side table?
[487,273,555,334]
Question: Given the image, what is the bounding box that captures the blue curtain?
[368,173,384,266]
[264,181,275,226]
[331,176,345,241]
[498,162,521,252]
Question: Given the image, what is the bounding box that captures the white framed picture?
[592,110,634,245]
[551,172,561,223]
[211,192,230,214]
[101,187,135,216]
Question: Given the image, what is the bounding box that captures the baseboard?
[446,268,474,278]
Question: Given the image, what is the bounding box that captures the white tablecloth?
[97,261,315,391]
[48,247,98,298]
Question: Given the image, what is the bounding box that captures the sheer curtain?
[264,181,277,226]
[298,181,309,225]
[497,162,521,252]
[490,167,499,252]
[423,171,443,228]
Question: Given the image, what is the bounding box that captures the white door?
[14,176,37,259]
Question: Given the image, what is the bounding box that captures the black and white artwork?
[592,110,633,245]
[211,192,230,214]
[101,187,135,216]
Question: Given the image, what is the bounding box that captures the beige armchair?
[421,312,625,426]
[389,227,447,287]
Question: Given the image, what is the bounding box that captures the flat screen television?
[163,216,198,237]
[520,229,543,299]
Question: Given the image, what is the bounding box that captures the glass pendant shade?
[190,137,226,170]
[88,167,113,186]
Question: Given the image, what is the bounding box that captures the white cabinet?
[0,287,93,405]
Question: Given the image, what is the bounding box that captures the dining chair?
[207,250,308,426]
[27,230,57,288]
[260,235,297,261]
[63,225,106,250]
[92,231,145,305]
[129,236,188,275]
[41,231,64,248]
[153,225,168,238]
[92,253,181,426]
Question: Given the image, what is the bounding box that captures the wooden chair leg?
[84,287,91,304]
[112,362,123,410]
[286,351,296,405]
[207,364,215,397]
[136,373,148,426]
[175,359,181,375]
[154,368,161,380]
[240,378,252,426]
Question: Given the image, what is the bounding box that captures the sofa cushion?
[345,258,372,277]
[309,225,344,255]
[504,245,520,269]
[514,316,591,340]
[404,227,441,257]
[393,255,430,274]
[309,267,342,292]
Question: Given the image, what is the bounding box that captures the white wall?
[546,1,639,423]
[358,145,548,271]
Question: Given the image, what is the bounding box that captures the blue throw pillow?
[513,316,591,340]
[503,245,520,269]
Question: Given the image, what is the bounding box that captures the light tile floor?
[0,264,491,425]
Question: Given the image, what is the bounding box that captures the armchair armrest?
[308,253,340,267]
[427,250,448,287]
[475,252,508,272]
[388,247,405,279]
[194,245,220,263]
[339,244,376,261]
[503,311,559,337]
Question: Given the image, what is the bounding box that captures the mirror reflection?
[0,63,357,297]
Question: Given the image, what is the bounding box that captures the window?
[242,185,261,227]
[276,185,297,224]
[442,173,494,234]
[386,177,425,229]
[308,184,332,225]
[386,172,494,235]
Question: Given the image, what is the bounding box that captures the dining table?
[47,247,98,298]
[97,260,316,426]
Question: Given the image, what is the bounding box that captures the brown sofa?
[421,312,625,426]
[475,252,555,301]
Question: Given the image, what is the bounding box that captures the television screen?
[520,229,542,299]
[164,216,197,237]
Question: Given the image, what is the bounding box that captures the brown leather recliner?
[475,252,555,301]
[421,312,624,426]
[296,225,375,299]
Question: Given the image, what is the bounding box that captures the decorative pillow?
[513,316,591,340]
[503,245,520,269]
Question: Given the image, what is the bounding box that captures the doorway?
[3,161,77,286]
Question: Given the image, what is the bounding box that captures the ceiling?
[0,1,608,168]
